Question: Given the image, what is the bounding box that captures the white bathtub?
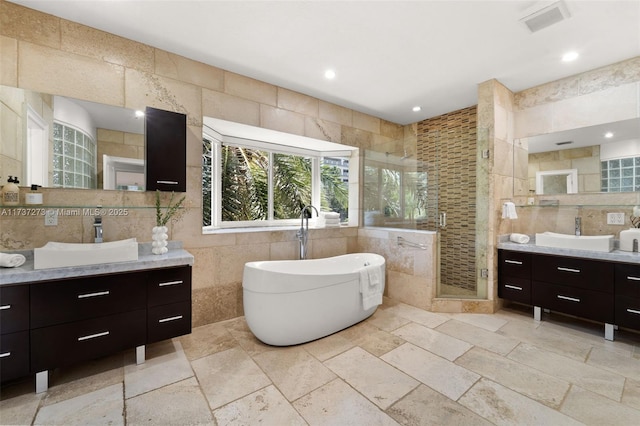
[242,253,385,346]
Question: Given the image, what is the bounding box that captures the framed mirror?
[524,117,640,194]
[1,84,145,191]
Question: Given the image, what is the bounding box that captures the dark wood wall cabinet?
[145,106,187,192]
[0,265,191,393]
[499,249,640,341]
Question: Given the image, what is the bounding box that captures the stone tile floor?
[2,298,640,425]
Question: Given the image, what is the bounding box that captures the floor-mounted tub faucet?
[297,205,318,260]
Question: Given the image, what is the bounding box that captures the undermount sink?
[535,232,614,252]
[34,238,139,270]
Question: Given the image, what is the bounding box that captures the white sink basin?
[535,232,614,252]
[34,238,138,269]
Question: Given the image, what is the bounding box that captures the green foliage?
[155,190,185,227]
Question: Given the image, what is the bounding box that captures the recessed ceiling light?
[604,131,614,138]
[562,51,579,62]
[324,69,336,79]
[412,106,422,112]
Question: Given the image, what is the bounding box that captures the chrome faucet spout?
[575,217,581,236]
[297,205,319,260]
[93,215,103,243]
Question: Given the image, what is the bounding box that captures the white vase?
[619,228,640,252]
[152,226,169,255]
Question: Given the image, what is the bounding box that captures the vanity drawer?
[30,309,146,372]
[532,281,614,323]
[0,285,29,334]
[0,331,29,382]
[147,301,191,344]
[615,295,640,330]
[30,272,147,328]
[147,266,191,307]
[532,254,613,293]
[498,250,531,279]
[615,264,640,298]
[498,276,531,304]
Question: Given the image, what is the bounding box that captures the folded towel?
[0,253,26,268]
[502,202,518,219]
[509,233,530,244]
[321,212,340,219]
[359,264,383,310]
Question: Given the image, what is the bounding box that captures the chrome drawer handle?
[78,331,110,341]
[78,291,110,299]
[505,284,523,291]
[557,295,580,303]
[557,267,581,273]
[627,276,640,281]
[159,280,183,287]
[159,315,183,323]
[627,309,640,315]
[156,180,179,185]
[0,304,11,310]
[0,352,11,358]
[504,260,523,265]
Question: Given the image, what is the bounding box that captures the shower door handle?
[439,212,447,229]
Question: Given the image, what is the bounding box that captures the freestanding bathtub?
[242,253,385,346]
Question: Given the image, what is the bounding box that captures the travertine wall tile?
[19,41,125,106]
[304,117,341,142]
[202,88,260,126]
[0,1,60,49]
[353,111,380,134]
[260,104,305,136]
[0,36,17,86]
[277,88,318,117]
[155,50,224,92]
[224,72,276,106]
[319,101,352,126]
[61,20,154,72]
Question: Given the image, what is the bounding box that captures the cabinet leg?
[35,370,48,393]
[605,323,614,341]
[136,345,145,365]
[534,306,542,321]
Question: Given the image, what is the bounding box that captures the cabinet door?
[0,331,29,382]
[615,295,640,329]
[145,106,187,192]
[147,266,192,307]
[532,281,614,323]
[498,250,531,279]
[615,263,640,298]
[533,254,614,293]
[31,309,146,372]
[31,272,147,329]
[0,285,29,334]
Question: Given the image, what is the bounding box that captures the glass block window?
[52,122,96,189]
[601,156,640,192]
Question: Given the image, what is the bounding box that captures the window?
[202,118,357,230]
[601,157,640,192]
[52,122,96,189]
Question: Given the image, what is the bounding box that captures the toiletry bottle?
[2,176,20,206]
[25,184,43,205]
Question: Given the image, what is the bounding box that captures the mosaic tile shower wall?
[417,106,478,294]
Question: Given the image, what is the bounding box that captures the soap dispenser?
[1,176,20,206]
[25,184,43,205]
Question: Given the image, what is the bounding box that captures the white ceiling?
[10,0,640,125]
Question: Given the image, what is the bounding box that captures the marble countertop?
[0,242,194,285]
[498,235,640,264]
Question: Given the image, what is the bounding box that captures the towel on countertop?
[316,214,341,228]
[502,202,518,219]
[0,252,26,268]
[321,212,340,219]
[509,233,530,244]
[359,264,383,310]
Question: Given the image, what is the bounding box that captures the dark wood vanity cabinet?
[0,265,192,388]
[145,107,187,192]
[0,285,30,381]
[499,249,640,339]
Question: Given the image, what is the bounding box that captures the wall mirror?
[523,117,640,194]
[0,84,145,191]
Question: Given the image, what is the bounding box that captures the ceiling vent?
[520,1,570,33]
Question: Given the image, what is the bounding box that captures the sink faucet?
[575,217,581,236]
[93,215,103,243]
[297,205,318,260]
